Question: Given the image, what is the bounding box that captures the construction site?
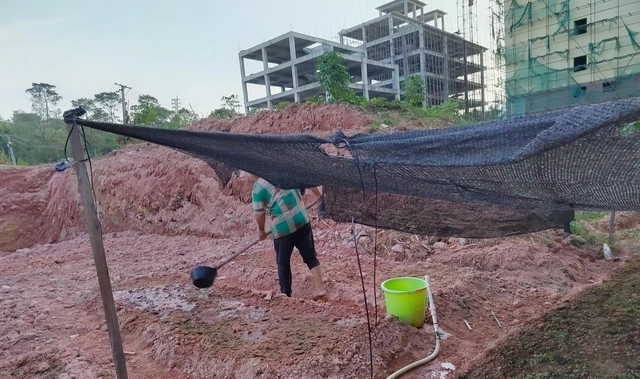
[240,0,487,116]
[2,0,640,379]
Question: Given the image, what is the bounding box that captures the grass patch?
[570,211,612,248]
[575,211,610,222]
[459,259,640,379]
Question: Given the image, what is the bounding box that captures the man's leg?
[294,223,326,297]
[273,235,295,296]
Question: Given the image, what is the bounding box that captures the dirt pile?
[0,104,372,253]
[0,165,83,252]
[190,103,372,135]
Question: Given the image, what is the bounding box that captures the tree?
[130,95,171,127]
[166,108,198,129]
[221,95,241,113]
[71,97,110,122]
[25,83,62,120]
[70,97,119,155]
[0,118,10,134]
[25,83,63,143]
[210,94,241,120]
[316,51,354,102]
[401,74,425,107]
[209,108,236,120]
[71,97,96,117]
[0,148,10,165]
[10,110,67,164]
[94,92,121,123]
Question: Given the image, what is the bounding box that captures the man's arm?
[255,211,268,240]
[252,182,269,240]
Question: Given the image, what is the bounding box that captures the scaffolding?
[499,0,640,116]
[339,0,486,114]
[488,0,507,118]
[455,0,484,117]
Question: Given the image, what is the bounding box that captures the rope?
[373,165,379,327]
[341,138,374,379]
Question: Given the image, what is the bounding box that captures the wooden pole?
[608,211,616,246]
[66,122,129,379]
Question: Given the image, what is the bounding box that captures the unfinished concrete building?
[339,0,486,113]
[238,32,400,114]
[238,0,487,114]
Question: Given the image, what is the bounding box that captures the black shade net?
[63,97,640,238]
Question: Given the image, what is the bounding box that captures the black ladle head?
[191,266,217,288]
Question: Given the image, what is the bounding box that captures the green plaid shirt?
[252,178,310,239]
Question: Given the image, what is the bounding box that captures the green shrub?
[276,102,290,111]
[401,74,426,107]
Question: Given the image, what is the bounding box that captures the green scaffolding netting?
[503,3,640,101]
[506,53,577,97]
[508,0,570,37]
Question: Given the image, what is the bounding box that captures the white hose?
[386,275,441,379]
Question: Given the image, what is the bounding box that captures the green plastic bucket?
[380,277,427,328]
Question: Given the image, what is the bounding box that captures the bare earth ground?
[0,104,633,379]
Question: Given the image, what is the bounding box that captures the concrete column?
[412,3,417,19]
[443,35,450,98]
[419,27,427,103]
[389,16,395,61]
[441,16,445,31]
[480,50,485,119]
[361,61,369,99]
[362,26,369,99]
[262,47,272,110]
[393,67,401,100]
[404,0,408,15]
[402,37,408,76]
[238,55,249,114]
[289,36,300,103]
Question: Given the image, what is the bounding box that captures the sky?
[0,0,492,120]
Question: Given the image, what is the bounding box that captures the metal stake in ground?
[65,119,129,379]
[609,211,616,246]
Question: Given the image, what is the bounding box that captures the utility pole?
[6,136,16,166]
[171,96,181,113]
[64,113,129,379]
[114,83,131,124]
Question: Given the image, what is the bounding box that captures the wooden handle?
[215,238,262,269]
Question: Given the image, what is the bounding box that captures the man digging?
[250,174,327,300]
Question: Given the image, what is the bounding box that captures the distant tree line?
[0,82,243,166]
